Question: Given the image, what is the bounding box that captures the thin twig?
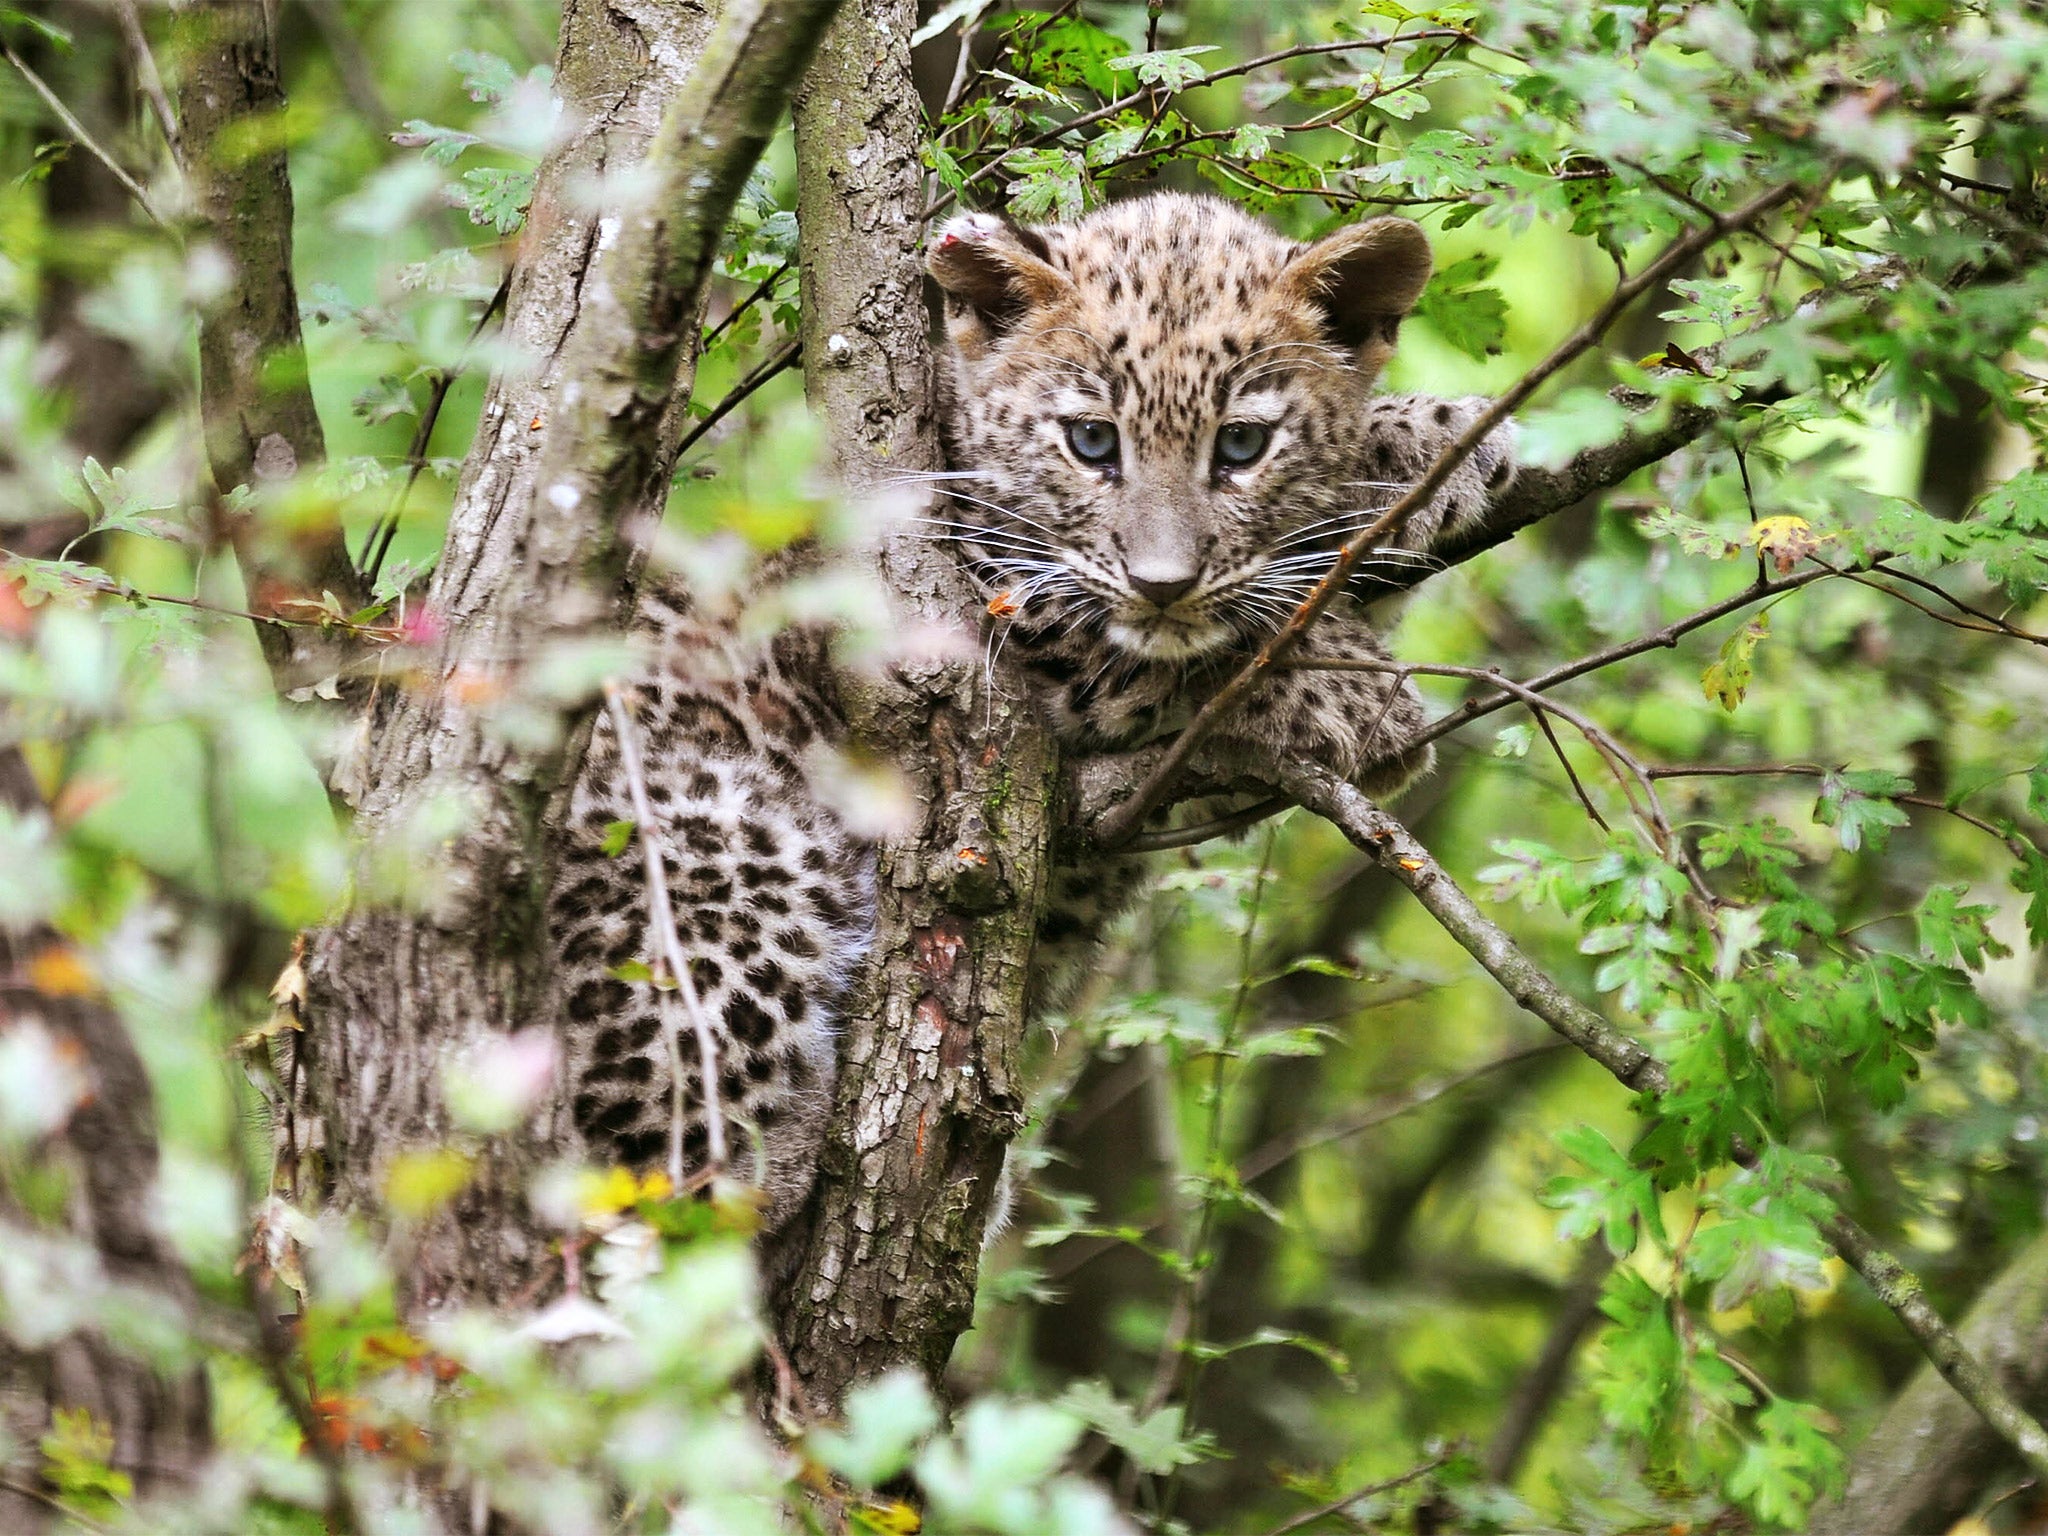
[674,337,802,460]
[701,259,793,349]
[361,267,514,587]
[0,1475,112,1535]
[1811,558,2042,644]
[1237,1039,1564,1184]
[3,42,166,225]
[1648,761,2033,856]
[1262,1453,1450,1536]
[1279,760,2048,1484]
[1121,793,1292,853]
[115,0,180,161]
[1404,568,1831,752]
[1090,181,1800,848]
[1866,559,2048,646]
[1531,705,1611,833]
[602,682,728,1177]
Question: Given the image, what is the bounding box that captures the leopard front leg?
[1365,393,1519,554]
[1207,611,1432,800]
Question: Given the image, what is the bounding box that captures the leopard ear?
[927,212,1073,360]
[1284,216,1433,373]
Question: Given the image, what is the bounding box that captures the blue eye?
[1216,422,1270,466]
[1066,418,1119,465]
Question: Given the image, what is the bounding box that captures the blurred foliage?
[3,0,2048,1532]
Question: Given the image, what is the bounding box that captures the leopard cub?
[926,191,1516,797]
[545,193,1518,1222]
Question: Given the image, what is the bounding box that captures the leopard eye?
[1065,418,1120,466]
[1215,421,1271,467]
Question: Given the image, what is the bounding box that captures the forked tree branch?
[1277,758,2048,1486]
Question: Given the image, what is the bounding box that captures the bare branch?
[115,1,180,160]
[2,41,166,225]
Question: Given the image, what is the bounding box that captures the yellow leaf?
[578,1165,646,1217]
[1749,515,1827,574]
[384,1149,474,1218]
[854,1502,923,1535]
[28,945,100,998]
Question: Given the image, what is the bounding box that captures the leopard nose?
[1129,572,1198,608]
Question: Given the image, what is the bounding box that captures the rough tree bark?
[172,0,358,676]
[298,0,845,1314]
[769,0,1057,1406]
[1808,1230,2048,1535]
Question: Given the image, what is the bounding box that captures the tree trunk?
[767,0,1059,1408]
[1808,1229,2048,1535]
[0,752,212,1531]
[297,0,842,1315]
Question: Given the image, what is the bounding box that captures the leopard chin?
[1107,614,1235,662]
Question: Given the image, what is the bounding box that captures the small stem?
[603,683,728,1178]
[2,43,167,225]
[1262,1453,1450,1536]
[674,337,802,460]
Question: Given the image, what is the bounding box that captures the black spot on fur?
[726,994,776,1047]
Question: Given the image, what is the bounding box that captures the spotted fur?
[546,193,1517,1224]
[926,192,1516,792]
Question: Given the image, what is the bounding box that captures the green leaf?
[811,1369,940,1485]
[1105,45,1218,91]
[1543,1124,1667,1255]
[1727,1398,1844,1529]
[454,166,535,234]
[1415,253,1509,360]
[600,819,636,857]
[1915,883,2010,970]
[1812,768,1911,853]
[1054,1381,1214,1475]
[450,48,519,105]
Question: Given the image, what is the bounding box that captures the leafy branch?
[1277,758,2048,1486]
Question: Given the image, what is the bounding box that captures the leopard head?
[927,192,1433,664]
